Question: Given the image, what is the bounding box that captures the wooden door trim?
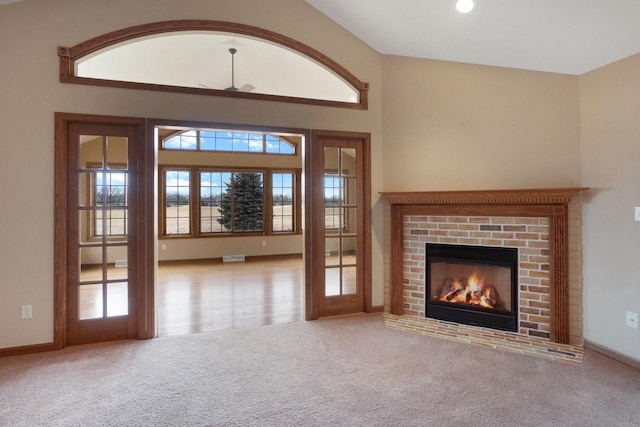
[54,113,147,348]
[307,130,371,319]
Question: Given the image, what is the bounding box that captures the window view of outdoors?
[165,170,191,235]
[95,171,128,236]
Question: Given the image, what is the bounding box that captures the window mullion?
[264,171,272,235]
[191,167,199,237]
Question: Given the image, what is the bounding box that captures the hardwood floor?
[157,256,304,336]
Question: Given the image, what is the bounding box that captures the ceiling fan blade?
[238,83,255,92]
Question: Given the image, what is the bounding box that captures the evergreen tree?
[218,172,264,232]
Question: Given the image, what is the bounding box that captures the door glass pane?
[106,246,128,281]
[79,135,102,169]
[79,210,95,244]
[104,171,128,207]
[324,147,339,174]
[79,283,103,320]
[341,148,356,176]
[344,177,357,205]
[343,207,357,234]
[342,266,357,295]
[106,136,128,169]
[79,247,103,283]
[107,282,128,317]
[79,171,99,207]
[101,209,127,237]
[325,237,340,266]
[324,205,342,232]
[325,267,341,297]
[341,237,357,265]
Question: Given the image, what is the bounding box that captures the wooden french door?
[311,131,371,318]
[63,120,142,345]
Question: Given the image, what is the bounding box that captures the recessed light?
[456,0,475,13]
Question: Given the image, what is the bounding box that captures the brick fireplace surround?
[382,189,586,364]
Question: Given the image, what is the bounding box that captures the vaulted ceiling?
[306,0,640,74]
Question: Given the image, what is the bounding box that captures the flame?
[437,271,499,309]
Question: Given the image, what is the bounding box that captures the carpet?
[1,313,639,426]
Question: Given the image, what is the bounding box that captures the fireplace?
[425,243,518,332]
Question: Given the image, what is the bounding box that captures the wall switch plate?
[21,305,32,319]
[635,207,640,222]
[626,311,639,329]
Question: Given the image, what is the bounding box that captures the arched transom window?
[58,20,369,109]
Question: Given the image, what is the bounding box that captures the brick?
[516,233,540,240]
[504,225,527,232]
[469,232,492,238]
[429,216,448,223]
[480,225,502,231]
[438,223,459,230]
[448,217,469,223]
[515,218,541,225]
[469,217,491,223]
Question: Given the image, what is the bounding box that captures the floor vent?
[223,255,246,263]
[115,260,128,268]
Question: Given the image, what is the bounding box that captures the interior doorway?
[55,114,372,346]
[152,121,306,336]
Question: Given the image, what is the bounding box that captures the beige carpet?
[1,313,639,426]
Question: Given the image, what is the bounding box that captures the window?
[199,171,228,233]
[161,167,300,237]
[59,21,368,109]
[272,172,294,232]
[164,170,191,235]
[162,130,295,155]
[200,171,264,233]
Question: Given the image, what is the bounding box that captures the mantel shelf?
[380,188,588,205]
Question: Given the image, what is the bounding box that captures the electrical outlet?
[161,243,166,250]
[262,240,267,247]
[626,311,639,329]
[21,305,32,319]
[635,207,640,222]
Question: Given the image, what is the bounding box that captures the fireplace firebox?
[425,243,518,332]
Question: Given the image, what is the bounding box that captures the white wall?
[580,53,640,361]
[0,0,384,349]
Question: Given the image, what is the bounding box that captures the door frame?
[307,130,372,320]
[54,114,372,347]
[54,113,151,348]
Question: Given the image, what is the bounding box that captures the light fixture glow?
[456,0,475,13]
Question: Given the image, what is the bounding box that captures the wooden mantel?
[380,188,587,205]
[381,188,587,344]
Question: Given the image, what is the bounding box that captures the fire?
[436,271,501,309]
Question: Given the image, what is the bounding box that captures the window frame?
[160,168,193,237]
[161,129,297,155]
[159,165,302,239]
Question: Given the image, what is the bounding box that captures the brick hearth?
[381,189,586,363]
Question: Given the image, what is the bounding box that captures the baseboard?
[0,342,59,358]
[584,339,640,370]
[370,305,384,313]
[159,253,303,265]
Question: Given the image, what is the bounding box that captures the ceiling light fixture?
[456,0,475,13]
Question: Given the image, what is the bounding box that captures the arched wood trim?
[58,20,369,110]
